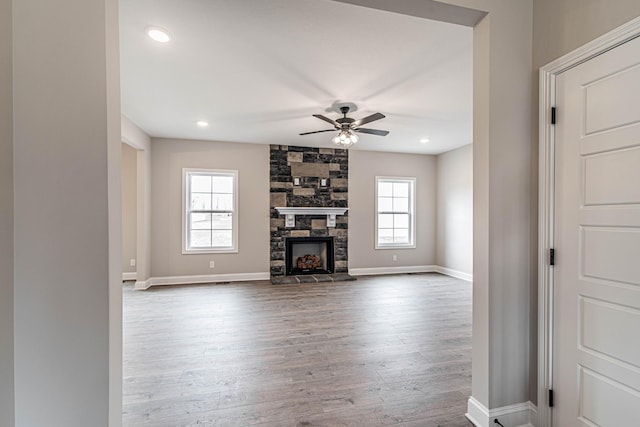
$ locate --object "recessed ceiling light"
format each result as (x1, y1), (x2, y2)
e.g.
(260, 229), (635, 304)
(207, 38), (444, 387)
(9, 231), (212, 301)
(420, 138), (430, 144)
(196, 120), (209, 128)
(146, 26), (172, 43)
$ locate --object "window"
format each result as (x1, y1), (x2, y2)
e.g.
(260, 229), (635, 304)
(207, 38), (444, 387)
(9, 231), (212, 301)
(375, 177), (415, 249)
(183, 169), (238, 253)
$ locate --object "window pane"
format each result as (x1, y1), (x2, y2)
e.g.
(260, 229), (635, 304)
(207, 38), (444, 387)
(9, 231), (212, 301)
(393, 197), (409, 212)
(185, 170), (237, 252)
(212, 193), (233, 211)
(378, 182), (393, 197)
(394, 213), (409, 229)
(190, 175), (212, 193)
(375, 178), (414, 247)
(394, 228), (409, 243)
(191, 193), (211, 210)
(212, 230), (233, 247)
(378, 213), (393, 228)
(378, 197), (393, 212)
(190, 230), (211, 248)
(393, 182), (409, 197)
(378, 228), (393, 244)
(212, 176), (233, 194)
(211, 213), (232, 230)
(191, 213), (211, 230)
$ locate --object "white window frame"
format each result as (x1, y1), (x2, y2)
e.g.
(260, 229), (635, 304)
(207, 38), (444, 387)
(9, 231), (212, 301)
(182, 168), (238, 254)
(375, 176), (416, 249)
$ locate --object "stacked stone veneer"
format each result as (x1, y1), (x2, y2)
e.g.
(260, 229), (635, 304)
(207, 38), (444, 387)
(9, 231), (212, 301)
(270, 145), (348, 277)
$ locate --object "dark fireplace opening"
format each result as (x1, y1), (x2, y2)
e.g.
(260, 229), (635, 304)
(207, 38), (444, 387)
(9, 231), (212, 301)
(285, 237), (334, 276)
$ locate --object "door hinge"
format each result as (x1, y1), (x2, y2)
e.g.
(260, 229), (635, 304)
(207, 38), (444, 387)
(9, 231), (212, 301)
(551, 107), (556, 125)
(550, 248), (555, 266)
(549, 389), (554, 407)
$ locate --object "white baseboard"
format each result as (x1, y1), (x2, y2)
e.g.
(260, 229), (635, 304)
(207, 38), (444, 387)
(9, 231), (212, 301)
(122, 272), (137, 281)
(434, 266), (473, 282)
(137, 267), (471, 290)
(134, 279), (151, 290)
(349, 265), (436, 276)
(135, 272), (270, 290)
(466, 397), (536, 427)
(349, 265), (473, 282)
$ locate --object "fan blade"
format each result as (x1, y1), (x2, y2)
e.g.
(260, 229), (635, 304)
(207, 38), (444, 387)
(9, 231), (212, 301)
(352, 112), (385, 128)
(355, 128), (389, 136)
(312, 114), (339, 127)
(299, 129), (336, 136)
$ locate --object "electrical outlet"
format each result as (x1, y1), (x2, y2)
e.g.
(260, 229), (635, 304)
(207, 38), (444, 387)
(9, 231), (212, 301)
(392, 255), (397, 261)
(130, 258), (136, 267)
(293, 177), (300, 186)
(209, 261), (215, 269)
(320, 178), (327, 187)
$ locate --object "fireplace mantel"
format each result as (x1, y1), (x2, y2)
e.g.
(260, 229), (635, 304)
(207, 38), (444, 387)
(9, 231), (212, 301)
(275, 207), (348, 228)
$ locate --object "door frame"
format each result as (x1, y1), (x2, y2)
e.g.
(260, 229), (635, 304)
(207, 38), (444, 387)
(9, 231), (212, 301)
(537, 16), (640, 427)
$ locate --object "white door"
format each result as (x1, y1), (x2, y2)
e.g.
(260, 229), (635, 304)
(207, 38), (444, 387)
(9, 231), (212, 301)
(553, 35), (640, 426)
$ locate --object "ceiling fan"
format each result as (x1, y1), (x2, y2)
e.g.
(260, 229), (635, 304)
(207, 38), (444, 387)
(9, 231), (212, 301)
(300, 106), (389, 147)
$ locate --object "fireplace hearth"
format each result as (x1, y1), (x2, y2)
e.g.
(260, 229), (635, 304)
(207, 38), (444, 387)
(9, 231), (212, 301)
(286, 237), (334, 276)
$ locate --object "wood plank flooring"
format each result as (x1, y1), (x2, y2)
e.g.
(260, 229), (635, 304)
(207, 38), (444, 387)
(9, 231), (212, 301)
(123, 273), (472, 427)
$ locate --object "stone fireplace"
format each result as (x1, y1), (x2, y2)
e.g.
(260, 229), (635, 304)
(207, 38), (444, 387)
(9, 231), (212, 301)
(269, 145), (354, 284)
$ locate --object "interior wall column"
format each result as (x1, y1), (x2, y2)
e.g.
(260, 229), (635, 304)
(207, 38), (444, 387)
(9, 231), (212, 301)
(0, 0), (14, 424)
(469, 3), (534, 423)
(13, 0), (122, 425)
(121, 115), (152, 288)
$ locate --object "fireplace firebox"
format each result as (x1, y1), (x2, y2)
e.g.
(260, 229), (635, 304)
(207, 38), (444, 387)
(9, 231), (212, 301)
(285, 237), (334, 276)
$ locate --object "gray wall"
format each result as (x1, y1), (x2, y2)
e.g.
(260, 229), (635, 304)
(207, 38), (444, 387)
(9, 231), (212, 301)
(0, 0), (14, 423)
(121, 115), (152, 284)
(122, 143), (137, 274)
(436, 144), (472, 275)
(150, 138), (270, 277)
(349, 150), (437, 269)
(533, 0), (640, 69)
(529, 0), (640, 405)
(12, 0), (119, 425)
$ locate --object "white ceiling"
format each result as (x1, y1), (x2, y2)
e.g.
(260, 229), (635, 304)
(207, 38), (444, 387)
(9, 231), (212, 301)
(120, 0), (472, 155)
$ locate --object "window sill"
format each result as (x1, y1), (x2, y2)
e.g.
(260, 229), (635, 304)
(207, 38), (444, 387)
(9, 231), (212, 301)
(375, 244), (416, 250)
(182, 248), (238, 255)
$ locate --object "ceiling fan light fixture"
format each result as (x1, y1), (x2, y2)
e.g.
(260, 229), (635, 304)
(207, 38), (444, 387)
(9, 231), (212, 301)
(333, 130), (358, 147)
(301, 104), (385, 148)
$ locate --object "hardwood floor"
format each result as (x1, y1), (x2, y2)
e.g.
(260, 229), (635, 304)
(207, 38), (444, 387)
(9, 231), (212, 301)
(123, 273), (472, 426)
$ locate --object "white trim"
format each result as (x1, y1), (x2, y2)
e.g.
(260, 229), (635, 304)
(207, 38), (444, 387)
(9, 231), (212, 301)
(140, 268), (469, 287)
(374, 176), (416, 249)
(538, 16), (640, 427)
(530, 404), (538, 427)
(541, 17), (640, 75)
(274, 207), (348, 228)
(465, 397), (486, 427)
(349, 265), (436, 276)
(434, 266), (473, 282)
(122, 272), (137, 281)
(134, 279), (151, 290)
(466, 397), (537, 427)
(135, 272), (270, 290)
(349, 265), (473, 280)
(182, 168), (239, 254)
(349, 265), (435, 276)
